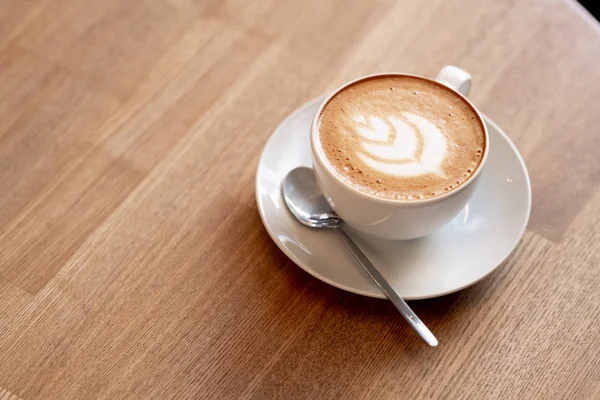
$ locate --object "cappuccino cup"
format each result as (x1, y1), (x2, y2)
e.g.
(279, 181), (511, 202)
(310, 66), (488, 240)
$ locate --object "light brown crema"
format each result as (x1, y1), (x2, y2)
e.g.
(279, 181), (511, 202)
(316, 75), (486, 200)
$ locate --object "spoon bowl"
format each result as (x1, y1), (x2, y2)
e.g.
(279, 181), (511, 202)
(282, 167), (339, 228)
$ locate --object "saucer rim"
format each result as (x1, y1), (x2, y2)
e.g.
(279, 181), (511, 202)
(255, 96), (532, 299)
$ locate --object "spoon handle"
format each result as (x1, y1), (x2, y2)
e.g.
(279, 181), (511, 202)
(334, 228), (438, 347)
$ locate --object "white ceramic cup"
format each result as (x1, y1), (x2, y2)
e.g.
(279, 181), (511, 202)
(310, 66), (489, 240)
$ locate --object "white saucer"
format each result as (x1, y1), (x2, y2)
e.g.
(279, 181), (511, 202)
(256, 96), (531, 299)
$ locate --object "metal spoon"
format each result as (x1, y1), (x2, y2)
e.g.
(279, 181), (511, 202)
(282, 167), (438, 347)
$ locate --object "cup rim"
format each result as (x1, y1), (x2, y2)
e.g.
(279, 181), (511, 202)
(310, 72), (489, 207)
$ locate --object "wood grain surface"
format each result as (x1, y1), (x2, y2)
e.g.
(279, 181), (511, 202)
(1, 0), (599, 398)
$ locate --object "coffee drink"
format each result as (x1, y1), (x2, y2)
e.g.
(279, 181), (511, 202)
(315, 75), (486, 200)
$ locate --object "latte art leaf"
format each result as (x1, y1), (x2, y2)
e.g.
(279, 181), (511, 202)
(353, 112), (448, 177)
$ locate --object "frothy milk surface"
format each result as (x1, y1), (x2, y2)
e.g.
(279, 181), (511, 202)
(316, 75), (486, 200)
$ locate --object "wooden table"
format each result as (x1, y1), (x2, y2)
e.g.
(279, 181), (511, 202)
(1, 0), (599, 398)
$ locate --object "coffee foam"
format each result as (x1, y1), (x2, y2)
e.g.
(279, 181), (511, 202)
(316, 75), (486, 200)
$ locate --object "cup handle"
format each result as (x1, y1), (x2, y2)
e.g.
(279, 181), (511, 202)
(435, 66), (472, 97)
